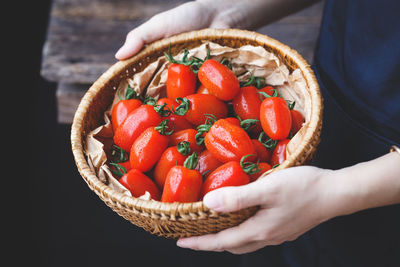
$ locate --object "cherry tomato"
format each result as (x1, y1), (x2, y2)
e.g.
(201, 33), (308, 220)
(224, 117), (241, 127)
(129, 120), (171, 172)
(198, 59), (240, 101)
(252, 139), (271, 163)
(175, 94), (228, 126)
(113, 105), (162, 151)
(249, 162), (272, 182)
(153, 141), (191, 189)
(197, 84), (210, 94)
(204, 119), (256, 163)
(119, 169), (161, 200)
(270, 139), (290, 167)
(170, 129), (204, 153)
(161, 153), (203, 203)
(109, 160), (132, 178)
(232, 86), (262, 133)
(196, 150), (223, 178)
(290, 109), (305, 134)
(156, 98), (194, 132)
(166, 63), (197, 100)
(200, 161), (250, 199)
(111, 99), (142, 133)
(260, 97), (292, 140)
(258, 86), (276, 98)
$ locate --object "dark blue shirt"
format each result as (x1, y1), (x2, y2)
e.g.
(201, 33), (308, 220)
(241, 1), (400, 266)
(314, 0), (400, 146)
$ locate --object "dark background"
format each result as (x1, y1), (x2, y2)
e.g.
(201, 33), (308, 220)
(27, 1), (242, 266)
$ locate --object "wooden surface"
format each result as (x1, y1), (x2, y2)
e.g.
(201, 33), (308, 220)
(41, 0), (324, 123)
(41, 0), (190, 84)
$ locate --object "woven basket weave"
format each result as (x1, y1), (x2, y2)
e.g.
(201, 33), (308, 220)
(71, 28), (323, 239)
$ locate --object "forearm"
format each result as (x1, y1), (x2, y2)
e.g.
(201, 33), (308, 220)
(325, 151), (400, 219)
(198, 0), (321, 30)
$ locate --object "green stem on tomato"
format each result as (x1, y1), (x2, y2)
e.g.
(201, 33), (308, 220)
(195, 114), (218, 145)
(109, 162), (127, 178)
(258, 89), (280, 100)
(287, 100), (296, 110)
(172, 97), (190, 116)
(154, 119), (174, 135)
(164, 44), (211, 74)
(183, 152), (199, 170)
(240, 154), (261, 175)
(177, 141), (191, 156)
(240, 73), (266, 89)
(220, 57), (232, 70)
(240, 118), (259, 132)
(111, 144), (129, 163)
(153, 102), (172, 117)
(258, 132), (278, 150)
(143, 96), (157, 106)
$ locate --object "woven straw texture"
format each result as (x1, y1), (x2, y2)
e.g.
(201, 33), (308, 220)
(71, 28), (323, 239)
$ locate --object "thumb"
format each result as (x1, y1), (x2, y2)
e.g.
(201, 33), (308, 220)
(203, 180), (269, 212)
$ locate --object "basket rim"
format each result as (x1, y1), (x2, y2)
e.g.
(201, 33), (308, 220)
(71, 28), (323, 219)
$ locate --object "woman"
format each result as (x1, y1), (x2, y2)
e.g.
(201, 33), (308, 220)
(115, 0), (400, 265)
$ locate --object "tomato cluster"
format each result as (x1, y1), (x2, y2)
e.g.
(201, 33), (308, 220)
(108, 48), (305, 203)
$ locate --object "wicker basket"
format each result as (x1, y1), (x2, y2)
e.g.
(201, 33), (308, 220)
(71, 28), (323, 239)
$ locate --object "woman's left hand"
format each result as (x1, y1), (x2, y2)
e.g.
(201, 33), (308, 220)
(177, 166), (336, 254)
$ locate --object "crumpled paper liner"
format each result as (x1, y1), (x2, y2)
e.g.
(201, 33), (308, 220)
(84, 42), (310, 197)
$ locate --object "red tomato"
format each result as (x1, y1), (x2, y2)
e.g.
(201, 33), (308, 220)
(197, 84), (210, 94)
(224, 117), (241, 127)
(252, 139), (271, 163)
(161, 153), (203, 203)
(109, 160), (132, 178)
(290, 109), (305, 134)
(181, 94), (228, 126)
(270, 139), (290, 167)
(156, 98), (194, 132)
(170, 129), (204, 153)
(204, 119), (256, 163)
(196, 150), (223, 178)
(111, 99), (142, 133)
(153, 143), (190, 189)
(166, 63), (197, 100)
(249, 162), (272, 182)
(232, 86), (262, 133)
(200, 161), (250, 199)
(198, 59), (240, 101)
(119, 169), (161, 200)
(129, 122), (171, 172)
(260, 97), (292, 140)
(113, 105), (162, 151)
(258, 86), (276, 98)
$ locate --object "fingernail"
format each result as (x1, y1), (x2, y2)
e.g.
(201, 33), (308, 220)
(203, 191), (223, 211)
(115, 46), (125, 59)
(177, 238), (189, 248)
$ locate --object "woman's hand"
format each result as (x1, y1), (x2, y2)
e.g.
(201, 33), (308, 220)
(115, 0), (320, 60)
(115, 1), (227, 60)
(177, 166), (335, 254)
(177, 152), (400, 254)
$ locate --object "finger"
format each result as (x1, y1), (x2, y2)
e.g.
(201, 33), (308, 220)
(115, 31), (144, 60)
(115, 16), (168, 60)
(203, 179), (272, 212)
(177, 213), (261, 251)
(209, 20), (231, 29)
(227, 241), (268, 255)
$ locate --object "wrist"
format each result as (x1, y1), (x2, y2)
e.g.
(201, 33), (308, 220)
(313, 169), (345, 222)
(321, 152), (400, 219)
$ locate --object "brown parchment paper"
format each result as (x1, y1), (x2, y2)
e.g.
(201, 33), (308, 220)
(84, 42), (310, 196)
